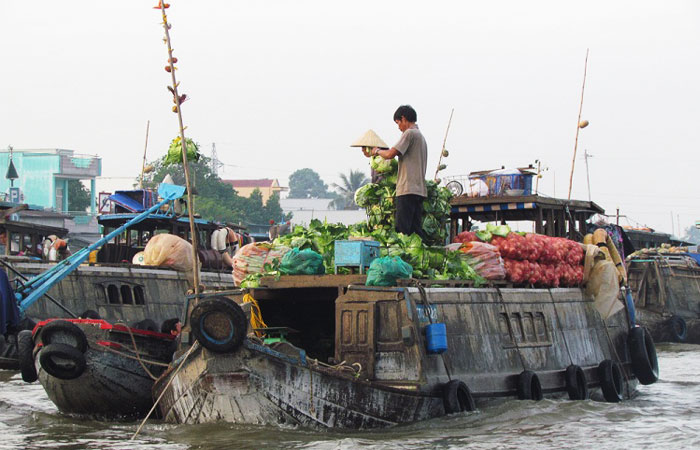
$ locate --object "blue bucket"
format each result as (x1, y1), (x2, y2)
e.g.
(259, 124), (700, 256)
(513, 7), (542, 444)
(425, 323), (448, 354)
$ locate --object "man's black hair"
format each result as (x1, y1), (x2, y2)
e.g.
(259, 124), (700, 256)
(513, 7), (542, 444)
(393, 105), (417, 123)
(161, 317), (180, 334)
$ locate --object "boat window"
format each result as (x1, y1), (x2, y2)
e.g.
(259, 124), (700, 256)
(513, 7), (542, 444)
(121, 285), (133, 304)
(134, 286), (145, 305)
(107, 284), (120, 304)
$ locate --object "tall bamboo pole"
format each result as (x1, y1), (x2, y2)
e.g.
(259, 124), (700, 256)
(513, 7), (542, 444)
(567, 49), (589, 200)
(139, 120), (150, 189)
(158, 3), (200, 294)
(433, 108), (454, 183)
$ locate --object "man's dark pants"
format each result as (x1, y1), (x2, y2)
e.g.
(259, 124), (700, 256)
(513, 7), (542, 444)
(395, 194), (425, 238)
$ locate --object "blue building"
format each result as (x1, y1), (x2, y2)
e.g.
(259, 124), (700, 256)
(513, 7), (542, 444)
(0, 148), (101, 214)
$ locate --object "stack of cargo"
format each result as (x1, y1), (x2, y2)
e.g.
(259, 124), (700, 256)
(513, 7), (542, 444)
(453, 226), (584, 287)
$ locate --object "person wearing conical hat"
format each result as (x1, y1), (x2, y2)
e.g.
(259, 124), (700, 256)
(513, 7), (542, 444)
(365, 105), (428, 238)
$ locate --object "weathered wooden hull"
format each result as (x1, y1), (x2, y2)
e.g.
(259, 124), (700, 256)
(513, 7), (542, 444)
(627, 258), (700, 343)
(8, 260), (235, 325)
(156, 342), (442, 428)
(34, 319), (175, 419)
(155, 285), (639, 429)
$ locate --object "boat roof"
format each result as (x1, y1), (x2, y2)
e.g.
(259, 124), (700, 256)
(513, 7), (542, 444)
(450, 194), (605, 239)
(98, 213), (220, 230)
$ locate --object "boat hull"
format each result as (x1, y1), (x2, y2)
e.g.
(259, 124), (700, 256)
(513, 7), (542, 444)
(10, 260), (234, 326)
(628, 258), (700, 343)
(155, 285), (640, 429)
(33, 319), (175, 419)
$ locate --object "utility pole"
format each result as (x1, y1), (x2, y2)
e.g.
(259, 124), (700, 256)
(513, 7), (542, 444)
(584, 149), (593, 202)
(671, 212), (675, 236)
(616, 207), (620, 226)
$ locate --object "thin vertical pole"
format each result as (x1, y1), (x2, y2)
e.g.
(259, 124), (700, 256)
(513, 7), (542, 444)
(140, 120), (150, 189)
(584, 149), (592, 201)
(158, 3), (200, 294)
(567, 49), (589, 200)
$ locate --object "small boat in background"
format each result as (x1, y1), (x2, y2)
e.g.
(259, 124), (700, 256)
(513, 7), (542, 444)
(25, 318), (175, 419)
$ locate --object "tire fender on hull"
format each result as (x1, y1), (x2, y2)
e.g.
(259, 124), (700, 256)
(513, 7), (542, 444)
(39, 320), (88, 353)
(18, 330), (38, 383)
(598, 359), (624, 403)
(39, 343), (87, 380)
(517, 370), (543, 401)
(668, 316), (687, 342)
(191, 297), (247, 353)
(565, 364), (588, 400)
(628, 326), (659, 385)
(442, 380), (476, 414)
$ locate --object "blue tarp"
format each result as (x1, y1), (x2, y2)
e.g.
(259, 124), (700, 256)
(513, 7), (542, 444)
(108, 192), (147, 213)
(0, 270), (20, 334)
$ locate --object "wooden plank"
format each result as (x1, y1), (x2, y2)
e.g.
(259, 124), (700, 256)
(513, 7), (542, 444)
(256, 274), (366, 289)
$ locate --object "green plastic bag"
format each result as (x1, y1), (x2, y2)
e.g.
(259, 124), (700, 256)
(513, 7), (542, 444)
(278, 248), (325, 275)
(366, 256), (413, 286)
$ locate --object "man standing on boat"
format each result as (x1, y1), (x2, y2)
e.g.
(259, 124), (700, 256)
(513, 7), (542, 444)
(365, 105), (428, 238)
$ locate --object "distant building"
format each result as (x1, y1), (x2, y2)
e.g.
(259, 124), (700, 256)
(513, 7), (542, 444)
(0, 148), (101, 214)
(280, 198), (366, 228)
(222, 178), (286, 203)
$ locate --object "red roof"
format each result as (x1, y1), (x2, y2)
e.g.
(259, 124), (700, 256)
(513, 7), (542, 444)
(222, 179), (277, 188)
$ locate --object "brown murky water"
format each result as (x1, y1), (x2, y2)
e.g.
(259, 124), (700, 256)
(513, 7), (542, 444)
(0, 344), (698, 449)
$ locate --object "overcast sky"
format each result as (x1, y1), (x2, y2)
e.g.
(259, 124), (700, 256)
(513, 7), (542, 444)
(1, 1), (698, 235)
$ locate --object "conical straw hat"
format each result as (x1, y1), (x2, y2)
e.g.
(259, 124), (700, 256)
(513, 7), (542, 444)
(350, 129), (389, 149)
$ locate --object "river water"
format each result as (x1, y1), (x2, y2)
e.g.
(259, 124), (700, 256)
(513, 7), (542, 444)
(0, 343), (698, 450)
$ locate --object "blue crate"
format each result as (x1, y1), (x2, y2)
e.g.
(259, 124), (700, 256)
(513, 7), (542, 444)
(334, 240), (380, 274)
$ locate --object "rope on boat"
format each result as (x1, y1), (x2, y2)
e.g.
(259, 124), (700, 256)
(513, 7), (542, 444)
(89, 338), (170, 369)
(113, 322), (162, 380)
(131, 341), (200, 441)
(547, 289), (574, 366)
(242, 293), (267, 337)
(307, 357), (362, 377)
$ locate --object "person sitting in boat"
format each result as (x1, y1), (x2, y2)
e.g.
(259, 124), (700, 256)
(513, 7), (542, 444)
(211, 227), (242, 268)
(42, 235), (71, 262)
(161, 318), (181, 336)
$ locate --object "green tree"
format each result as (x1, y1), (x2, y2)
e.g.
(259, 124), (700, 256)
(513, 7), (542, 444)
(288, 168), (330, 198)
(330, 169), (370, 210)
(67, 179), (91, 212)
(142, 155), (283, 225)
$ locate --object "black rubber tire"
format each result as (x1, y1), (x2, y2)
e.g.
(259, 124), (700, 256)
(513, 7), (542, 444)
(565, 364), (588, 400)
(79, 309), (101, 320)
(191, 297), (247, 353)
(668, 316), (687, 342)
(517, 370), (543, 401)
(39, 320), (88, 353)
(18, 330), (38, 383)
(131, 318), (159, 332)
(598, 359), (624, 403)
(39, 343), (87, 380)
(628, 327), (659, 385)
(442, 380), (476, 414)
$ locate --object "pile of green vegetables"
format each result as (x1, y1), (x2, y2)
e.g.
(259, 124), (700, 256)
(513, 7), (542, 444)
(240, 153), (485, 286)
(270, 219), (484, 284)
(355, 156), (452, 246)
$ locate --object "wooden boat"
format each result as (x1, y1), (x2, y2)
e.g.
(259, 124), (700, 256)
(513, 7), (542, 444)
(627, 253), (700, 343)
(28, 318), (175, 419)
(1, 190), (240, 330)
(153, 275), (659, 429)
